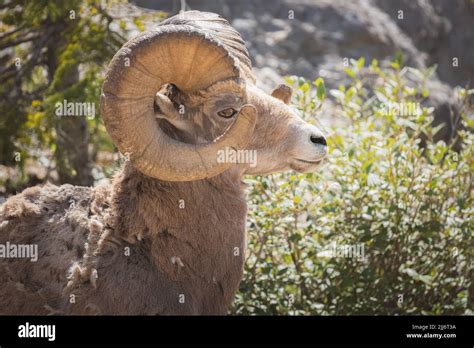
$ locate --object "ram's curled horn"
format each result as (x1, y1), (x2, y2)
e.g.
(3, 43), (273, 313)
(100, 11), (257, 182)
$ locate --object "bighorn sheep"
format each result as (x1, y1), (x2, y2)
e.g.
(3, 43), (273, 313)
(0, 11), (327, 315)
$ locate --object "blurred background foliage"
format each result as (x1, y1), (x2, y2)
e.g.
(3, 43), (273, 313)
(234, 59), (473, 315)
(0, 1), (473, 315)
(0, 0), (164, 189)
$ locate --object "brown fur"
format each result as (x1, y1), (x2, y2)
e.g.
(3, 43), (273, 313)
(0, 160), (250, 315)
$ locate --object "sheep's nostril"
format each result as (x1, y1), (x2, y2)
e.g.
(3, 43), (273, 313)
(310, 135), (327, 146)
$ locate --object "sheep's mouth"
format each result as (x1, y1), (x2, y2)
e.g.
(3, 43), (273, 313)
(294, 158), (323, 165)
(290, 158), (325, 173)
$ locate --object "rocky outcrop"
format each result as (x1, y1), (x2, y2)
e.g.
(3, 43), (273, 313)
(377, 0), (474, 88)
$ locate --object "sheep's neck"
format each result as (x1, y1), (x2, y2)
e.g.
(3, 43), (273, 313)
(109, 162), (248, 311)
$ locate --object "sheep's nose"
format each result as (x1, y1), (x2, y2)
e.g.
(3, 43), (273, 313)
(310, 134), (327, 146)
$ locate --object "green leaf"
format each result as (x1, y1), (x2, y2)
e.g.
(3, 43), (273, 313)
(343, 67), (356, 78)
(403, 268), (419, 280)
(314, 78), (326, 100)
(393, 51), (404, 67)
(300, 82), (310, 93)
(357, 57), (365, 70)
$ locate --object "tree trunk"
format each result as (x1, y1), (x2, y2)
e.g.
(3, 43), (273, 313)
(40, 17), (94, 187)
(53, 65), (94, 186)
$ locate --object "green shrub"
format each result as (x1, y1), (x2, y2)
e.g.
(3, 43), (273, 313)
(233, 58), (473, 315)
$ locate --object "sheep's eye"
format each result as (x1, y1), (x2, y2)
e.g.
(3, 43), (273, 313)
(217, 108), (237, 118)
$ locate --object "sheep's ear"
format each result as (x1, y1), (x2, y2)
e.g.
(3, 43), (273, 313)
(271, 84), (292, 104)
(154, 91), (191, 132)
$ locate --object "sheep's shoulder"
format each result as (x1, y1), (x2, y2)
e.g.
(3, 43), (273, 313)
(0, 183), (96, 314)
